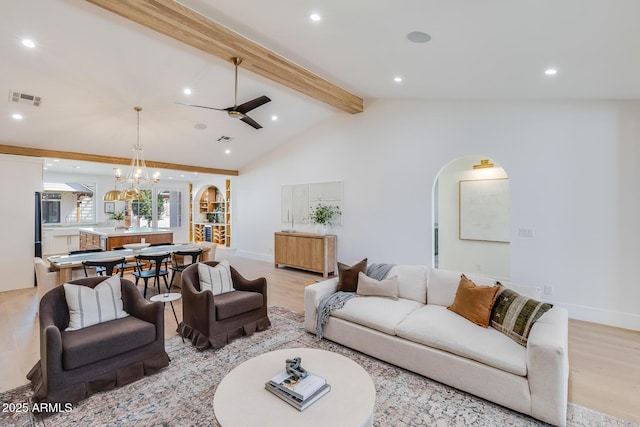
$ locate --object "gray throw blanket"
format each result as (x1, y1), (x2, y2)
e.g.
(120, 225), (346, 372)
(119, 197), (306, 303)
(366, 263), (395, 281)
(316, 263), (395, 340)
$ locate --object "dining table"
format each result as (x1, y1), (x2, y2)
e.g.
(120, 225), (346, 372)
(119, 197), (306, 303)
(47, 243), (207, 285)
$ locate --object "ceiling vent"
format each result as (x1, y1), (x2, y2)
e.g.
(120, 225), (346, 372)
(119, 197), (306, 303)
(217, 136), (233, 143)
(9, 91), (42, 107)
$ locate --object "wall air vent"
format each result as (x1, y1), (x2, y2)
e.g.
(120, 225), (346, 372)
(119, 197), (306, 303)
(9, 91), (42, 107)
(217, 136), (232, 143)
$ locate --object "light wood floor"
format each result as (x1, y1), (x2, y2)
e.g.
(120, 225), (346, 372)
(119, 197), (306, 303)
(1, 255), (638, 424)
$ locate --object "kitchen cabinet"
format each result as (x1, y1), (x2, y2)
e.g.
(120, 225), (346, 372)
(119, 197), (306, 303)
(43, 228), (80, 255)
(274, 232), (336, 278)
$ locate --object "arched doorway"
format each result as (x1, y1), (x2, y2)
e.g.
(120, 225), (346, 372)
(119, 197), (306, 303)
(433, 156), (510, 279)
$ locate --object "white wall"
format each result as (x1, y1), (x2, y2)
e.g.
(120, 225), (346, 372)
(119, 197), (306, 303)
(0, 155), (43, 292)
(437, 156), (510, 279)
(235, 99), (640, 331)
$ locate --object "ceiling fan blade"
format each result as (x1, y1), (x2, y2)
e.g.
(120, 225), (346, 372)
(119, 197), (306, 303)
(240, 115), (263, 129)
(174, 101), (227, 111)
(234, 96), (271, 114)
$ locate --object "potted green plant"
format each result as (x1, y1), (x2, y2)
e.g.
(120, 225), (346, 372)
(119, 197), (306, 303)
(309, 203), (341, 235)
(108, 210), (127, 229)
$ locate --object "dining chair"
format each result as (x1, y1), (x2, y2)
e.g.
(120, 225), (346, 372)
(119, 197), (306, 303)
(111, 246), (144, 274)
(169, 249), (203, 288)
(69, 248), (106, 275)
(133, 252), (171, 298)
(82, 257), (126, 277)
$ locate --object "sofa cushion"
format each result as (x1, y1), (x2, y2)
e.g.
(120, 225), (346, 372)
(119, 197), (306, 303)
(490, 287), (553, 346)
(337, 258), (367, 292)
(331, 297), (423, 335)
(427, 268), (498, 307)
(62, 316), (155, 370)
(447, 275), (501, 328)
(395, 305), (527, 376)
(387, 265), (428, 304)
(63, 275), (129, 331)
(356, 272), (399, 300)
(215, 290), (264, 321)
(199, 260), (233, 295)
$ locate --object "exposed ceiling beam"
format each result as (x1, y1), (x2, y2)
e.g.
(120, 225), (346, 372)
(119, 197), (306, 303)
(0, 144), (238, 176)
(85, 0), (364, 114)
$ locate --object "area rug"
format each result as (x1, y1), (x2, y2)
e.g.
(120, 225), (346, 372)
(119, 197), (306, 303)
(1, 307), (636, 427)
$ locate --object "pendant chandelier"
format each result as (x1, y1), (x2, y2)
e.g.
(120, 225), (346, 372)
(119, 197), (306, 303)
(104, 107), (159, 201)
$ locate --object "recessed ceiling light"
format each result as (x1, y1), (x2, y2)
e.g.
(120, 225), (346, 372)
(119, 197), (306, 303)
(183, 88), (192, 95)
(225, 149), (231, 155)
(407, 31), (431, 44)
(271, 115), (278, 121)
(72, 166), (80, 169)
(394, 76), (403, 83)
(310, 13), (321, 21)
(22, 39), (35, 48)
(544, 68), (558, 76)
(180, 174), (185, 178)
(53, 159), (60, 162)
(12, 113), (23, 120)
(194, 123), (207, 130)
(46, 163), (53, 166)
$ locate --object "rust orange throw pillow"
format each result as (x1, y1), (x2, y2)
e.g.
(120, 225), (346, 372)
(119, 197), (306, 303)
(447, 274), (500, 328)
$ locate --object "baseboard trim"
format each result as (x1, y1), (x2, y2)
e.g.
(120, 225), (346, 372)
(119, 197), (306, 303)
(562, 302), (640, 331)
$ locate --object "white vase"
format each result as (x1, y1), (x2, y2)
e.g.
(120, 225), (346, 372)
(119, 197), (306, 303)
(315, 224), (328, 235)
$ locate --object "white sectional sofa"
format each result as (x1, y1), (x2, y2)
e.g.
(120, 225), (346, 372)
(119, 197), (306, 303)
(304, 266), (569, 426)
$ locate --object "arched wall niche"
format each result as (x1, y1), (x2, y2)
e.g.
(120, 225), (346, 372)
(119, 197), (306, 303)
(433, 155), (511, 280)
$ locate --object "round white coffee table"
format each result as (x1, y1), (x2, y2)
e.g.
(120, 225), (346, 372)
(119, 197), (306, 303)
(213, 348), (375, 427)
(150, 292), (183, 342)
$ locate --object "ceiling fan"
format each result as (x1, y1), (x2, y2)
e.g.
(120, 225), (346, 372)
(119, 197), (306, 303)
(176, 57), (271, 129)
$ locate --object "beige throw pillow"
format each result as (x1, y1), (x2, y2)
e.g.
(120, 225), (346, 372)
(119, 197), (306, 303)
(356, 272), (399, 300)
(64, 275), (128, 331)
(447, 274), (500, 328)
(198, 260), (234, 295)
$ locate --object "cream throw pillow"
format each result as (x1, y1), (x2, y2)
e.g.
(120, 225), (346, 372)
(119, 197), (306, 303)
(64, 275), (129, 331)
(356, 272), (399, 300)
(198, 260), (234, 295)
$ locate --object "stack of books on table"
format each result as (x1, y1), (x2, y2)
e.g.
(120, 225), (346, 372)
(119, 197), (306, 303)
(265, 370), (331, 411)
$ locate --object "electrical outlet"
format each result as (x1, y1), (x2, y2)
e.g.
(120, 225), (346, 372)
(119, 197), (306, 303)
(543, 285), (553, 296)
(518, 228), (534, 238)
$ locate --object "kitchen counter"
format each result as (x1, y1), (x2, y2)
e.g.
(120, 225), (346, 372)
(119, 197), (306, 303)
(79, 227), (174, 251)
(79, 227), (173, 237)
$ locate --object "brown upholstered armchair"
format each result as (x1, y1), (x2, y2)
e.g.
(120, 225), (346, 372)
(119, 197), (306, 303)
(178, 261), (270, 350)
(27, 276), (170, 404)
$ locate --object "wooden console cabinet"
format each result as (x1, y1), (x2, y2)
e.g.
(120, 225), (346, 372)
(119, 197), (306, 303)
(274, 232), (336, 278)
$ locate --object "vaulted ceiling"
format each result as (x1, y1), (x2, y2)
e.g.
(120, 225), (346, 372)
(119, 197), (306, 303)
(1, 0), (639, 179)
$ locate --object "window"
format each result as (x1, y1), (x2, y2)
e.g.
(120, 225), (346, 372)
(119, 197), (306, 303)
(129, 189), (182, 228)
(42, 183), (96, 224)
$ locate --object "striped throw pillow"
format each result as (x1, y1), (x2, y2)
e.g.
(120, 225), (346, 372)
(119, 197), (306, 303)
(490, 286), (553, 346)
(63, 275), (129, 331)
(198, 260), (234, 295)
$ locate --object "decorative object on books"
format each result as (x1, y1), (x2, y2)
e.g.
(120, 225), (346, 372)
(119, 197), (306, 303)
(285, 357), (308, 380)
(6, 308), (615, 426)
